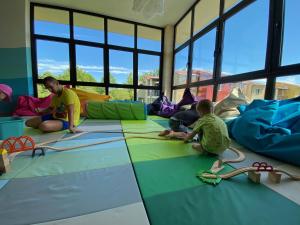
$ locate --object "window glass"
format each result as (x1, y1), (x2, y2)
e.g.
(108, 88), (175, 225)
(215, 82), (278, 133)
(175, 12), (192, 48)
(34, 7), (69, 38)
(76, 86), (105, 94)
(109, 88), (134, 100)
(36, 40), (70, 80)
(137, 89), (160, 104)
(193, 0), (219, 35)
(137, 26), (161, 51)
(216, 79), (267, 102)
(191, 85), (214, 101)
(37, 84), (51, 98)
(76, 45), (104, 83)
(108, 20), (134, 47)
(221, 0), (269, 76)
(275, 75), (300, 100)
(74, 13), (104, 43)
(224, 0), (242, 13)
(281, 0), (300, 65)
(173, 46), (189, 86)
(192, 29), (216, 82)
(172, 89), (185, 103)
(109, 50), (133, 85)
(138, 54), (160, 86)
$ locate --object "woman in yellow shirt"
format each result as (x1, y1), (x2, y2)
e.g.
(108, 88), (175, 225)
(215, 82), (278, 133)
(26, 77), (80, 133)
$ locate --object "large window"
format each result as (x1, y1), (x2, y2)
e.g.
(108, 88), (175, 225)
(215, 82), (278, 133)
(172, 0), (300, 103)
(221, 0), (269, 76)
(32, 4), (163, 100)
(281, 0), (300, 66)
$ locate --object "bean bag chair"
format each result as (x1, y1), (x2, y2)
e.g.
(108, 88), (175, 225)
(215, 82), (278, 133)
(214, 88), (249, 118)
(13, 95), (53, 116)
(227, 96), (300, 166)
(71, 88), (110, 115)
(87, 101), (147, 120)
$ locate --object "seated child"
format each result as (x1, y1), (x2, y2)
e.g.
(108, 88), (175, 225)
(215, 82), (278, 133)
(161, 99), (231, 155)
(0, 84), (12, 102)
(25, 76), (80, 133)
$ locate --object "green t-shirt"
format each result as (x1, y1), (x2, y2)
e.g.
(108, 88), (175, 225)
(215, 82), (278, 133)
(193, 114), (230, 154)
(50, 88), (81, 126)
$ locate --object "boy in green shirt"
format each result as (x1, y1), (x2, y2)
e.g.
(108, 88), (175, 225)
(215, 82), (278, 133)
(184, 99), (231, 154)
(161, 99), (230, 155)
(26, 76), (80, 133)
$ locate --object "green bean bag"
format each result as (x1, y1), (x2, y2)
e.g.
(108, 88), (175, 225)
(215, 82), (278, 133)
(86, 101), (147, 120)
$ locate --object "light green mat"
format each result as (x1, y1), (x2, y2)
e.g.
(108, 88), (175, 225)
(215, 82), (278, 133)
(122, 120), (198, 162)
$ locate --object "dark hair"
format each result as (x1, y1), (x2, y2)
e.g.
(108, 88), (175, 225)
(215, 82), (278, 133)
(43, 76), (58, 86)
(196, 99), (213, 113)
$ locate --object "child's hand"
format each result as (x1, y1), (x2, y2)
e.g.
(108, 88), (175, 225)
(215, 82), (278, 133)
(69, 126), (77, 133)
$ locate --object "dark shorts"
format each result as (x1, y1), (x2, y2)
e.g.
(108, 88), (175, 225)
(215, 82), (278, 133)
(169, 117), (188, 132)
(41, 114), (70, 130)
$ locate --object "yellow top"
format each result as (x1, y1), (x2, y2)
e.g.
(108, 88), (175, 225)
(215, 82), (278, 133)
(0, 149), (7, 155)
(50, 88), (81, 126)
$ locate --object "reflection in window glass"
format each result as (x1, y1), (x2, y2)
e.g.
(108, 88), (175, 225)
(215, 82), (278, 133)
(172, 89), (185, 103)
(108, 20), (134, 47)
(275, 75), (300, 100)
(173, 46), (189, 86)
(37, 84), (51, 98)
(74, 13), (104, 43)
(109, 88), (134, 100)
(76, 45), (103, 83)
(224, 0), (242, 13)
(137, 26), (161, 52)
(175, 12), (192, 48)
(137, 89), (160, 104)
(217, 79), (266, 102)
(192, 29), (216, 82)
(36, 40), (70, 80)
(193, 0), (219, 35)
(221, 0), (269, 76)
(191, 85), (214, 101)
(138, 54), (160, 86)
(34, 7), (69, 38)
(281, 1), (300, 65)
(109, 50), (133, 85)
(76, 86), (105, 95)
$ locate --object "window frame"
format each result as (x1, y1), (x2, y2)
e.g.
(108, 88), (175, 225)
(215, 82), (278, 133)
(30, 2), (164, 101)
(171, 0), (300, 102)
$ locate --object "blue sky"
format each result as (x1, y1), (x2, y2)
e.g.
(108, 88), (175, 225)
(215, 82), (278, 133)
(36, 0), (300, 85)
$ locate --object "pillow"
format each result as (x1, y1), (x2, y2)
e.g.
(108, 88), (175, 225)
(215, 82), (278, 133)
(214, 88), (249, 118)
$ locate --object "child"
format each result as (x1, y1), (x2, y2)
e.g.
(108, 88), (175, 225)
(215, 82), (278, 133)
(25, 76), (80, 133)
(184, 99), (230, 155)
(161, 99), (230, 155)
(0, 84), (12, 102)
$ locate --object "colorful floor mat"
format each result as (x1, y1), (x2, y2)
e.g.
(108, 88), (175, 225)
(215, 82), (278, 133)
(122, 118), (300, 225)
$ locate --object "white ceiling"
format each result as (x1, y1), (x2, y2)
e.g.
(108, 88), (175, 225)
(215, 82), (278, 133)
(30, 0), (197, 27)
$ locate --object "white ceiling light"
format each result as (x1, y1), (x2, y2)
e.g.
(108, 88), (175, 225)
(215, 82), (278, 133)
(132, 0), (165, 19)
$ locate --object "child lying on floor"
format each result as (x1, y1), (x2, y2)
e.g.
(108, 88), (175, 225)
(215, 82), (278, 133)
(160, 99), (231, 155)
(0, 84), (12, 102)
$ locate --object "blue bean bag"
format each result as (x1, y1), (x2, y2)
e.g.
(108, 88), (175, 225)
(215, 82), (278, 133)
(227, 96), (300, 166)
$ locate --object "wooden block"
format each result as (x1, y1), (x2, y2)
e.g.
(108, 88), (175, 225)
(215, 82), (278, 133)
(268, 171), (282, 184)
(248, 171), (261, 183)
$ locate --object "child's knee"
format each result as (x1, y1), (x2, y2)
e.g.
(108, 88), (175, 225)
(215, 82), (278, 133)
(39, 121), (51, 132)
